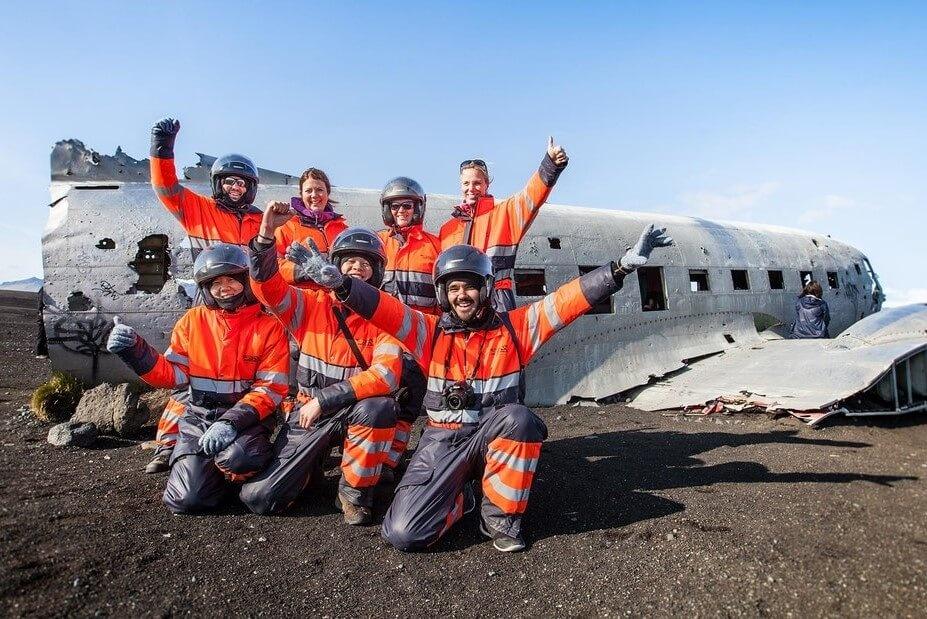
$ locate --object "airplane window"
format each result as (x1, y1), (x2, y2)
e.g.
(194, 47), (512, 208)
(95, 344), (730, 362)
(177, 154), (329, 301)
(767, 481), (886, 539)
(579, 266), (612, 314)
(637, 267), (667, 312)
(731, 269), (750, 290)
(95, 238), (116, 250)
(827, 271), (839, 289)
(689, 269), (710, 292)
(854, 263), (861, 275)
(768, 270), (784, 290)
(67, 291), (93, 311)
(548, 237), (561, 250)
(128, 234), (171, 293)
(800, 271), (813, 286)
(514, 269), (547, 297)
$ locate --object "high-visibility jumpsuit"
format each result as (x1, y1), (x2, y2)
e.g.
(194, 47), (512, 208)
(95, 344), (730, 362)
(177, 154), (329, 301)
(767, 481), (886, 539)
(274, 212), (348, 287)
(149, 154), (266, 452)
(335, 263), (623, 549)
(239, 239), (401, 514)
(377, 224), (442, 468)
(439, 153), (567, 311)
(112, 303), (289, 513)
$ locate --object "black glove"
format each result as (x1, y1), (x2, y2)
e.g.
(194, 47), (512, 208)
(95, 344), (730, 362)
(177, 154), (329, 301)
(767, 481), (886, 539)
(150, 117), (180, 158)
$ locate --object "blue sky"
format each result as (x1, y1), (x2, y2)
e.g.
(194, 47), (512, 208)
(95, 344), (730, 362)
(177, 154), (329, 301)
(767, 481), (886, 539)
(1, 1), (923, 304)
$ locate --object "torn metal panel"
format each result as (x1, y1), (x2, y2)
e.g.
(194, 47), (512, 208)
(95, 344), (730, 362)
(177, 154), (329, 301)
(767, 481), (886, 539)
(44, 141), (886, 407)
(630, 304), (927, 416)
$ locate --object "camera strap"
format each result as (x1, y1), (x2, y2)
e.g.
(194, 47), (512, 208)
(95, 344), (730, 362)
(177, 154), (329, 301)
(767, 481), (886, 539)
(332, 305), (369, 370)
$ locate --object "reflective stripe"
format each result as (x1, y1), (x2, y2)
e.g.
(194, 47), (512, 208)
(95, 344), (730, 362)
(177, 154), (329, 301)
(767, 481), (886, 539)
(252, 385), (284, 406)
(346, 432), (393, 455)
(485, 245), (517, 259)
(397, 308), (413, 341)
(255, 370), (288, 384)
(525, 300), (544, 354)
(189, 376), (251, 393)
(413, 311), (427, 358)
(486, 448), (538, 473)
(486, 474), (532, 503)
(289, 291), (306, 335)
(426, 408), (481, 424)
(426, 371), (520, 395)
(172, 365), (188, 385)
(542, 294), (565, 331)
(373, 343), (401, 358)
(495, 268), (514, 281)
(342, 455), (382, 480)
(370, 363), (399, 390)
(299, 353), (361, 381)
(274, 291), (292, 315)
(512, 190), (535, 233)
(393, 428), (410, 443)
(164, 347), (188, 366)
(386, 270), (434, 285)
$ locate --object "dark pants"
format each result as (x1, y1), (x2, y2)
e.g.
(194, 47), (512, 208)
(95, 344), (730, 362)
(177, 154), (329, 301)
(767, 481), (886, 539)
(382, 404), (547, 551)
(162, 412), (273, 514)
(240, 397), (397, 515)
(386, 353), (427, 469)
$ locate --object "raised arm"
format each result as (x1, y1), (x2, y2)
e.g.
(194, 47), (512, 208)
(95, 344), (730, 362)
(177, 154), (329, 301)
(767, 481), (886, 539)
(218, 320), (290, 431)
(148, 117), (214, 228)
(249, 202), (326, 341)
(106, 315), (190, 389)
(315, 332), (404, 416)
(492, 137), (569, 244)
(511, 224), (674, 361)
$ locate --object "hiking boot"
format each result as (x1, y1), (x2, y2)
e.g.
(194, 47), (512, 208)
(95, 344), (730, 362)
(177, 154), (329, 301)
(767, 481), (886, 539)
(335, 491), (372, 526)
(144, 452), (171, 474)
(479, 518), (526, 553)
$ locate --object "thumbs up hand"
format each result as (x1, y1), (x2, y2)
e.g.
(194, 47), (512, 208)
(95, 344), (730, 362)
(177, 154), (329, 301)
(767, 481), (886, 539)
(106, 316), (139, 353)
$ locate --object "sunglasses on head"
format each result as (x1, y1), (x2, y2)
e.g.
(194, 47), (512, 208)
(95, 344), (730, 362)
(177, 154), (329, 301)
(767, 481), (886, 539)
(220, 177), (247, 188)
(459, 159), (488, 173)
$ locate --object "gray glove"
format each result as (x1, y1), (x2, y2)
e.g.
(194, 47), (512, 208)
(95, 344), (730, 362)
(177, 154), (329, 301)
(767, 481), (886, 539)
(619, 224), (674, 271)
(150, 117), (180, 158)
(198, 421), (237, 457)
(284, 239), (344, 288)
(106, 316), (138, 353)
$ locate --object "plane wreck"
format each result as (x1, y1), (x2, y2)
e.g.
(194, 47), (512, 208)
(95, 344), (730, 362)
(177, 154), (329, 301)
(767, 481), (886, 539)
(631, 303), (927, 424)
(44, 140), (888, 408)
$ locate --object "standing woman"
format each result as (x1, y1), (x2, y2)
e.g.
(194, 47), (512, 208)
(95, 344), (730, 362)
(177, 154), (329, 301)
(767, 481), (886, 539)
(273, 168), (348, 286)
(440, 137), (569, 311)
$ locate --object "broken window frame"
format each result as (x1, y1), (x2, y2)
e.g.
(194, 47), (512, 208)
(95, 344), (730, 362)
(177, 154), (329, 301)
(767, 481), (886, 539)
(514, 268), (548, 297)
(688, 269), (711, 292)
(827, 271), (839, 289)
(768, 270), (785, 290)
(799, 270), (814, 287)
(637, 266), (668, 312)
(731, 269), (750, 291)
(128, 234), (171, 294)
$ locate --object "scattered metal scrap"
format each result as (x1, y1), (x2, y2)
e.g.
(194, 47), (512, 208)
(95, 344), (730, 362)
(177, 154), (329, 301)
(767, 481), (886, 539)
(631, 304), (927, 425)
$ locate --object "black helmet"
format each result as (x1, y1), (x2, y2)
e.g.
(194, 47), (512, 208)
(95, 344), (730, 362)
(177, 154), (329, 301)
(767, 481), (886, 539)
(330, 227), (387, 288)
(193, 243), (256, 310)
(433, 245), (495, 312)
(211, 153), (259, 205)
(380, 176), (426, 226)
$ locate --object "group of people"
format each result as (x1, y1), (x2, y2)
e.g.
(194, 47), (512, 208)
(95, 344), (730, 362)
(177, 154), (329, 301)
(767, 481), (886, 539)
(106, 117), (673, 553)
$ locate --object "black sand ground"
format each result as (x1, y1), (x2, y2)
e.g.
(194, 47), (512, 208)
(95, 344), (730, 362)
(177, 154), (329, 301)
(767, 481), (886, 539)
(1, 306), (925, 617)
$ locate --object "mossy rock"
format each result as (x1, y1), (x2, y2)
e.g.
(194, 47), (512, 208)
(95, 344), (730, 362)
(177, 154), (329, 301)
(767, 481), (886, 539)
(31, 371), (83, 422)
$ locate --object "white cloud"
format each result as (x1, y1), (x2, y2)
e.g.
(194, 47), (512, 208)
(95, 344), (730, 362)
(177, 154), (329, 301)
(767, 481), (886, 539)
(678, 181), (780, 220)
(882, 287), (927, 308)
(797, 194), (857, 226)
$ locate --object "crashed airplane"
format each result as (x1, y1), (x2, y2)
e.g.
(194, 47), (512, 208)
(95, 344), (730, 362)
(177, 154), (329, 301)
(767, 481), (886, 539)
(44, 140), (905, 418)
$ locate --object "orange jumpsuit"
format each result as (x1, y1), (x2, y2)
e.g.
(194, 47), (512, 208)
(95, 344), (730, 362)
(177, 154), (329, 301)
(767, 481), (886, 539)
(439, 154), (567, 311)
(149, 154), (266, 451)
(377, 224), (441, 467)
(239, 239), (400, 513)
(336, 262), (623, 549)
(113, 303), (289, 513)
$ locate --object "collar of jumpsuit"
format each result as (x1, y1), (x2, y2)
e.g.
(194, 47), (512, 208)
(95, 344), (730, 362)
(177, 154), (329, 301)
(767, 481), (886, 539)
(451, 195), (495, 221)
